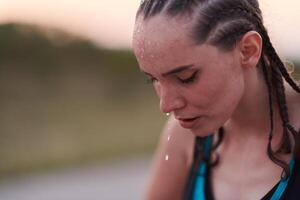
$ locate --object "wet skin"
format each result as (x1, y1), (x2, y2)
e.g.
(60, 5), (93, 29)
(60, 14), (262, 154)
(133, 15), (245, 136)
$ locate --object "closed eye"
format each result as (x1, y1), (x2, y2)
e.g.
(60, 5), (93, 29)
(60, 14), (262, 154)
(177, 71), (198, 84)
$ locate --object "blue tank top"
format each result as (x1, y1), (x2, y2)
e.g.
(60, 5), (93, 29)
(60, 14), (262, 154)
(182, 136), (300, 200)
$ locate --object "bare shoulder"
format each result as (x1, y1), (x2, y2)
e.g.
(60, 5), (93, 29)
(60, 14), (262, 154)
(161, 115), (196, 164)
(144, 115), (195, 200)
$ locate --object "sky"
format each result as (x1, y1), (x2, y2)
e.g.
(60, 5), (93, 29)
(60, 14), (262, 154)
(0, 0), (299, 58)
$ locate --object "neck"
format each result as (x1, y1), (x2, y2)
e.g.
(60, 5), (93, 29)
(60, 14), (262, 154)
(221, 66), (283, 156)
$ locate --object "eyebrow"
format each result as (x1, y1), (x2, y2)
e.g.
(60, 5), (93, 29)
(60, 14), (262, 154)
(142, 64), (194, 77)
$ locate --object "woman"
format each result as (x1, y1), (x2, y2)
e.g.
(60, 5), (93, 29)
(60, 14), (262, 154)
(132, 0), (300, 199)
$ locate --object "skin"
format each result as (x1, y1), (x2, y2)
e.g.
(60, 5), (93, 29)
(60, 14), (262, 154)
(132, 15), (300, 200)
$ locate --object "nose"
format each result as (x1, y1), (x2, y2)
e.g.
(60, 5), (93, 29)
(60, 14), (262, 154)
(159, 87), (186, 114)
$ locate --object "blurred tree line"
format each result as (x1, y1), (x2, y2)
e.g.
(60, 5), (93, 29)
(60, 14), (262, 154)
(0, 23), (145, 99)
(0, 24), (165, 177)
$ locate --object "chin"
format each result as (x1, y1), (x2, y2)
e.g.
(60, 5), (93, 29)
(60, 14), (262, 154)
(189, 126), (215, 137)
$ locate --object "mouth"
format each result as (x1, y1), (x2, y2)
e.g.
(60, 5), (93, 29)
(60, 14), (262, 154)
(177, 116), (200, 129)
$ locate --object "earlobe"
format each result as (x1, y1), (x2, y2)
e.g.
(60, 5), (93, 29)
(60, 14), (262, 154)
(238, 31), (262, 68)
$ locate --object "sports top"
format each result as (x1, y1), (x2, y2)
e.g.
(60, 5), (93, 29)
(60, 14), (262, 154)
(182, 135), (300, 200)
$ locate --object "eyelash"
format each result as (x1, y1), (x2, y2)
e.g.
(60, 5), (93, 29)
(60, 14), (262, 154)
(145, 71), (198, 85)
(178, 71), (197, 84)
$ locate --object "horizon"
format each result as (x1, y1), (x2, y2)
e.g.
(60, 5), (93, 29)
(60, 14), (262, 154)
(0, 0), (299, 59)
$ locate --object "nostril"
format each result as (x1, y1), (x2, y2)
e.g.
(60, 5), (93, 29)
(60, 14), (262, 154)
(159, 87), (186, 113)
(159, 99), (172, 114)
(160, 97), (186, 114)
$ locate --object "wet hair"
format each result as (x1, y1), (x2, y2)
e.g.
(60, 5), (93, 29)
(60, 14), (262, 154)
(136, 0), (300, 179)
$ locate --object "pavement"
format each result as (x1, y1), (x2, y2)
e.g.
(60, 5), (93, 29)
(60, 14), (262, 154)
(0, 157), (151, 200)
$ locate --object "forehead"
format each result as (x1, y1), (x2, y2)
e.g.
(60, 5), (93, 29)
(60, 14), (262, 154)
(133, 15), (195, 54)
(132, 15), (198, 70)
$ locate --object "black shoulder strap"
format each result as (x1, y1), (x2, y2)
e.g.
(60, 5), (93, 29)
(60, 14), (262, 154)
(281, 159), (300, 199)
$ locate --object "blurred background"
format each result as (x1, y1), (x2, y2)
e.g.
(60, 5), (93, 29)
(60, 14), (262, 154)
(0, 0), (299, 200)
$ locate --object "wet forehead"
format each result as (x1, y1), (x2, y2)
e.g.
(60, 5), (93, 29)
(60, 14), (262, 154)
(132, 15), (195, 60)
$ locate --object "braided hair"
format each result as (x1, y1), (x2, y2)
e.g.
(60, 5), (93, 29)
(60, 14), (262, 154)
(136, 0), (300, 178)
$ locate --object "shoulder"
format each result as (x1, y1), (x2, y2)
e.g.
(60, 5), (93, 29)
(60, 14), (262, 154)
(160, 115), (196, 165)
(144, 115), (196, 200)
(152, 114), (196, 175)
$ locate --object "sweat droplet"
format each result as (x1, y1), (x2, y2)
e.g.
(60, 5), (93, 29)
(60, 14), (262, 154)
(166, 113), (170, 116)
(165, 155), (169, 161)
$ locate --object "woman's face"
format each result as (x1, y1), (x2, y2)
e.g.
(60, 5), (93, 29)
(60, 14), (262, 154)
(132, 15), (246, 136)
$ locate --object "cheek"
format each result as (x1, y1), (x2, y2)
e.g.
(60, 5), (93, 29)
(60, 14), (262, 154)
(196, 75), (245, 135)
(190, 67), (245, 115)
(211, 72), (245, 121)
(207, 58), (244, 114)
(186, 74), (226, 108)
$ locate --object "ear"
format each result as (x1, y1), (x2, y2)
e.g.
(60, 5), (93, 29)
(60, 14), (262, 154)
(237, 31), (262, 68)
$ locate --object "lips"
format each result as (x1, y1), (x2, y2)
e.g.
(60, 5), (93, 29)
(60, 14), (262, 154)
(177, 117), (200, 129)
